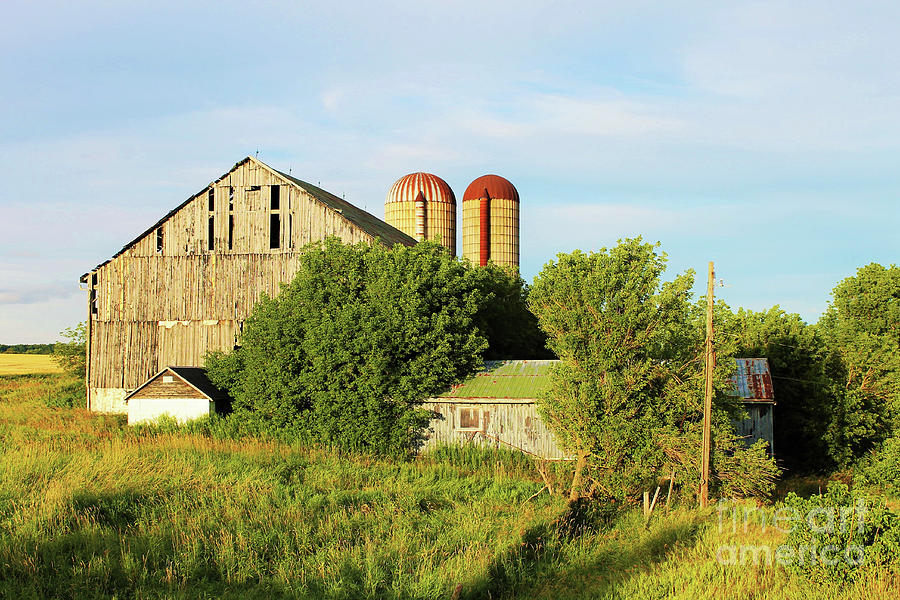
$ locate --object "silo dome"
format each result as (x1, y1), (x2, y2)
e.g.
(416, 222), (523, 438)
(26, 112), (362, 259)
(385, 172), (456, 255)
(462, 175), (519, 270)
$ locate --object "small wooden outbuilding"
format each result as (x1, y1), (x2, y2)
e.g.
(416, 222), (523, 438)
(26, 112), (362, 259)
(124, 366), (229, 426)
(423, 360), (566, 459)
(731, 358), (776, 455)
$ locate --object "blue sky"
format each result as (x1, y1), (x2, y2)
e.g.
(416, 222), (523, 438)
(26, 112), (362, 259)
(1, 0), (897, 342)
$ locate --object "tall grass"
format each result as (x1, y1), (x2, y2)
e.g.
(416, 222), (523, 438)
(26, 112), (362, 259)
(0, 375), (897, 598)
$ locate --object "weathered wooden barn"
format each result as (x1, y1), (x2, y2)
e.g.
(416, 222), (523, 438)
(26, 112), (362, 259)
(81, 156), (415, 413)
(423, 360), (567, 459)
(731, 358), (776, 455)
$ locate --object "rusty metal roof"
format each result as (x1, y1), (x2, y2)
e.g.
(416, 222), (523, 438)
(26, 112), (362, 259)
(439, 360), (557, 399)
(386, 172), (456, 205)
(462, 174), (519, 202)
(277, 170), (417, 247)
(732, 358), (775, 402)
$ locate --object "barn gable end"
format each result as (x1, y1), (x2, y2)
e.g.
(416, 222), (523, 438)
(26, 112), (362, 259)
(124, 366), (227, 425)
(83, 157), (415, 414)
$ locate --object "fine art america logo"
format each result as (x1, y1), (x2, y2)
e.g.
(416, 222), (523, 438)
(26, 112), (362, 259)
(715, 499), (868, 566)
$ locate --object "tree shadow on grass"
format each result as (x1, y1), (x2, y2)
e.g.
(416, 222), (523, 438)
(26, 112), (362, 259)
(462, 505), (705, 600)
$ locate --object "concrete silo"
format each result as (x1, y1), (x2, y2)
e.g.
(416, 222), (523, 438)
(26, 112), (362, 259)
(385, 173), (456, 255)
(462, 175), (519, 270)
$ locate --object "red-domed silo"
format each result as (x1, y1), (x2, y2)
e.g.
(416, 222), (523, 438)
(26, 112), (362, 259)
(385, 173), (456, 255)
(462, 175), (519, 270)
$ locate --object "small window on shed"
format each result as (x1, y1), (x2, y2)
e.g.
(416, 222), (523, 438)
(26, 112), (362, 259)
(208, 188), (215, 212)
(155, 227), (164, 254)
(458, 407), (482, 430)
(270, 185), (280, 210)
(162, 375), (174, 383)
(269, 213), (281, 249)
(208, 216), (215, 250)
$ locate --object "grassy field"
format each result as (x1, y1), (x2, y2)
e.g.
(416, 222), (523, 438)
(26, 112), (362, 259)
(0, 353), (61, 375)
(0, 373), (898, 599)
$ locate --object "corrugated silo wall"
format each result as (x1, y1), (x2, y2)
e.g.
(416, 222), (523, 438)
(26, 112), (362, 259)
(421, 399), (567, 459)
(385, 200), (456, 255)
(461, 198), (519, 269)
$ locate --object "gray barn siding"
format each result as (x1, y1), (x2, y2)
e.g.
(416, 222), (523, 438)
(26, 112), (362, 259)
(733, 403), (775, 456)
(422, 399), (567, 460)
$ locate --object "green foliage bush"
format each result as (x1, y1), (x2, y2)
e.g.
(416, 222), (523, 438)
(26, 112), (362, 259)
(781, 482), (900, 582)
(43, 380), (86, 409)
(207, 238), (506, 455)
(854, 437), (900, 496)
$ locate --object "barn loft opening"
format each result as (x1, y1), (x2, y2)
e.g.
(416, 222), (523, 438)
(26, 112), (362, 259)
(288, 213), (293, 249)
(208, 216), (215, 251)
(208, 188), (215, 212)
(90, 289), (98, 315)
(269, 213), (281, 249)
(155, 227), (163, 254)
(228, 215), (234, 250)
(270, 185), (280, 210)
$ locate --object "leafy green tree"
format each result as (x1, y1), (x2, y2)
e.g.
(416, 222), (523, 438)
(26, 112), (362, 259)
(818, 263), (900, 466)
(52, 322), (86, 379)
(468, 264), (551, 359)
(528, 239), (777, 502)
(206, 238), (491, 454)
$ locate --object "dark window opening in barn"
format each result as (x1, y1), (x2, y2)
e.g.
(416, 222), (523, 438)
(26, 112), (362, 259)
(208, 188), (215, 212)
(247, 185), (261, 192)
(91, 272), (98, 286)
(228, 215), (234, 250)
(208, 216), (215, 250)
(270, 185), (280, 210)
(458, 407), (481, 430)
(228, 187), (234, 211)
(288, 213), (293, 249)
(155, 227), (163, 254)
(90, 289), (98, 315)
(269, 213), (281, 249)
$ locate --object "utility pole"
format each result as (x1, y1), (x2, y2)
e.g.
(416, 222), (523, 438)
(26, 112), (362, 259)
(700, 261), (715, 509)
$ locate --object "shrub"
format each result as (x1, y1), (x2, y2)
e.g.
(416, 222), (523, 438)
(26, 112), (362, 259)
(781, 482), (900, 581)
(855, 437), (900, 496)
(207, 238), (492, 455)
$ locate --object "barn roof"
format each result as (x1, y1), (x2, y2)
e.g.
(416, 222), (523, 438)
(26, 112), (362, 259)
(438, 360), (557, 400)
(80, 157), (415, 282)
(732, 358), (775, 403)
(276, 170), (416, 248)
(124, 366), (229, 402)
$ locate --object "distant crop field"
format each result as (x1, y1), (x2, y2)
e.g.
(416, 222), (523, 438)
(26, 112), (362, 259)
(0, 353), (62, 375)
